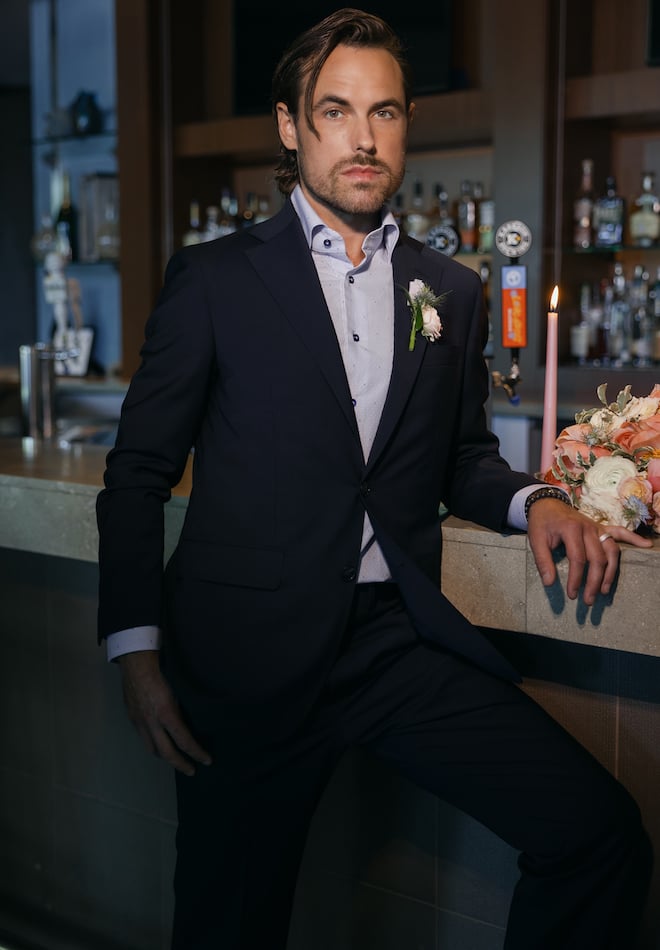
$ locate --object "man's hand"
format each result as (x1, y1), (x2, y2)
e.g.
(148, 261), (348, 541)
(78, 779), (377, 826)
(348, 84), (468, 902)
(118, 650), (212, 776)
(526, 498), (654, 605)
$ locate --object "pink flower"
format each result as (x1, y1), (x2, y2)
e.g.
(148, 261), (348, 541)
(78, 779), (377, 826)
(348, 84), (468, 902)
(647, 458), (660, 493)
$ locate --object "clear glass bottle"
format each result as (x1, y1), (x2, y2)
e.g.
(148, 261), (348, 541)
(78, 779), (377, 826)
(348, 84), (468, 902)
(593, 176), (625, 248)
(573, 158), (594, 250)
(96, 202), (121, 261)
(629, 171), (660, 248)
(426, 183), (459, 256)
(650, 267), (660, 363)
(182, 200), (202, 246)
(403, 180), (431, 243)
(607, 262), (632, 366)
(457, 180), (477, 251)
(629, 264), (652, 366)
(201, 205), (221, 242)
(30, 213), (57, 262)
(55, 169), (78, 261)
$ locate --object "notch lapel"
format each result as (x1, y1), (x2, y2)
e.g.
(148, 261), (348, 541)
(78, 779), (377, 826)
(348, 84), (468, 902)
(246, 209), (360, 444)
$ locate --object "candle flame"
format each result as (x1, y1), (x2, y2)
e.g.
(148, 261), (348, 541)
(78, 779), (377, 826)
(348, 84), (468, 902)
(550, 285), (559, 311)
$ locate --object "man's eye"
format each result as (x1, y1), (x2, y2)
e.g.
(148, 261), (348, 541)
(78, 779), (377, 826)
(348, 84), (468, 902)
(325, 109), (343, 119)
(375, 110), (394, 119)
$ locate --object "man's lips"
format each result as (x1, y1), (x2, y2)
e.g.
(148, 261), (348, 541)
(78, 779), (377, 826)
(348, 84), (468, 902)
(342, 164), (382, 180)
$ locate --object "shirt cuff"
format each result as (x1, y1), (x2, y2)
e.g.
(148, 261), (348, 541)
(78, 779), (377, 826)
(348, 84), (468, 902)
(507, 485), (543, 531)
(106, 626), (162, 662)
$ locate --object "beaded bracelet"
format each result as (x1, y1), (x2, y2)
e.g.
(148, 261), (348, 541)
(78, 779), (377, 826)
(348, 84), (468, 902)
(524, 486), (573, 522)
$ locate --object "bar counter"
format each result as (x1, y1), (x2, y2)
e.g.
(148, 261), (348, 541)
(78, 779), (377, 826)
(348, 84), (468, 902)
(2, 436), (659, 657)
(1, 436), (659, 950)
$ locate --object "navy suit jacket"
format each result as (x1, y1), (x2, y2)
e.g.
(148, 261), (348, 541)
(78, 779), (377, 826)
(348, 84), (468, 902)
(97, 199), (539, 738)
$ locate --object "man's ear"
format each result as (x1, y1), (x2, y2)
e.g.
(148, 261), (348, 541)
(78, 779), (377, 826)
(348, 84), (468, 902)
(276, 102), (297, 150)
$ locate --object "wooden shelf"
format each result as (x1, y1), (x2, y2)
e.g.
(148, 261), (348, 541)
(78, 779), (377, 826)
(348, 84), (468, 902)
(172, 89), (492, 163)
(565, 69), (660, 125)
(174, 113), (279, 162)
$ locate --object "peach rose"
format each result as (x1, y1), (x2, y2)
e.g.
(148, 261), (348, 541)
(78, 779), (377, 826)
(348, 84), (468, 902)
(647, 458), (660, 493)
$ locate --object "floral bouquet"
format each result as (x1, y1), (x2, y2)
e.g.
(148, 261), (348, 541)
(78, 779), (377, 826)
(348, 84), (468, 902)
(541, 383), (660, 533)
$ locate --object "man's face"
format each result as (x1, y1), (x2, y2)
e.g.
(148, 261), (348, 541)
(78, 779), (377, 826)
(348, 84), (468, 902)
(276, 44), (413, 225)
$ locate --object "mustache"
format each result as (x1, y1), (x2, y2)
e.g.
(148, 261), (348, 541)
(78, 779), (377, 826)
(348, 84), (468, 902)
(337, 156), (386, 171)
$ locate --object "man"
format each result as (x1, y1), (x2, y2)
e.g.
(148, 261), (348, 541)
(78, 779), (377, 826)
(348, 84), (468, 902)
(97, 9), (653, 949)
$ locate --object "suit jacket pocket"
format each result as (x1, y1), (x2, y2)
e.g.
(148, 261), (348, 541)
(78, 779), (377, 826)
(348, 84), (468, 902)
(175, 539), (283, 590)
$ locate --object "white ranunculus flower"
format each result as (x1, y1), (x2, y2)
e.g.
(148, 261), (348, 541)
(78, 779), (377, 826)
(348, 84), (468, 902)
(583, 456), (638, 493)
(578, 456), (638, 526)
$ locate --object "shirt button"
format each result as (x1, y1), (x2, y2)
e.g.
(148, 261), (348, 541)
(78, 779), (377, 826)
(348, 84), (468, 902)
(323, 239), (331, 248)
(352, 398), (357, 407)
(353, 333), (360, 341)
(348, 275), (355, 283)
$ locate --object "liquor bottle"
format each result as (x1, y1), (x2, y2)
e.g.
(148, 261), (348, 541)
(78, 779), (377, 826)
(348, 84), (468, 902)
(201, 205), (222, 242)
(96, 201), (120, 261)
(607, 262), (632, 366)
(30, 213), (57, 262)
(629, 264), (652, 366)
(593, 176), (625, 248)
(218, 187), (239, 236)
(650, 267), (660, 363)
(573, 158), (594, 250)
(629, 171), (660, 248)
(240, 192), (259, 228)
(253, 195), (271, 224)
(403, 180), (430, 243)
(55, 170), (78, 261)
(390, 192), (405, 228)
(456, 180), (477, 251)
(182, 201), (202, 246)
(425, 183), (459, 256)
(477, 186), (495, 253)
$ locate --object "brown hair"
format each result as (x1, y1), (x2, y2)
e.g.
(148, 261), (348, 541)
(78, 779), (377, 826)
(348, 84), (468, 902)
(271, 7), (413, 196)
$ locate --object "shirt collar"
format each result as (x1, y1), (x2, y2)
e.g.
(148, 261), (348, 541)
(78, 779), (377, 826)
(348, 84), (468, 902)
(290, 184), (400, 261)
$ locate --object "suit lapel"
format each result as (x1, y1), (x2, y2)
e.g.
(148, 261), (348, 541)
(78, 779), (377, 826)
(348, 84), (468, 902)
(365, 241), (441, 473)
(245, 206), (360, 443)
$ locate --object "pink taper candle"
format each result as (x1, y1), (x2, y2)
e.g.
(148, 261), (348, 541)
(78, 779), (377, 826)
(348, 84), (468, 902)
(540, 286), (560, 475)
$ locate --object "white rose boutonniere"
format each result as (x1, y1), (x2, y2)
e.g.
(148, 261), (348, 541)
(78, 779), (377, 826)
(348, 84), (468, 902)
(404, 279), (450, 351)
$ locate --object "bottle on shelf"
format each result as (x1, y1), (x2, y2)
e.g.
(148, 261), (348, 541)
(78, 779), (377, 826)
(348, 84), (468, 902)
(425, 183), (459, 256)
(629, 264), (653, 367)
(572, 158), (595, 250)
(96, 201), (121, 261)
(30, 213), (57, 263)
(456, 180), (477, 252)
(55, 169), (78, 261)
(593, 176), (625, 248)
(628, 171), (660, 248)
(403, 179), (431, 243)
(253, 195), (272, 224)
(218, 187), (239, 236)
(570, 283), (591, 364)
(182, 201), (202, 246)
(650, 267), (660, 364)
(201, 205), (222, 242)
(240, 192), (259, 228)
(477, 186), (495, 254)
(607, 262), (632, 366)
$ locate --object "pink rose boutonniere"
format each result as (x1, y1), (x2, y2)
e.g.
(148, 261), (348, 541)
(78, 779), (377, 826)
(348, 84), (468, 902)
(404, 279), (449, 351)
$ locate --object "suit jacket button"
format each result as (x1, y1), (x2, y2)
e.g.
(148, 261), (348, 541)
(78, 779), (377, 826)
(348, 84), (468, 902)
(341, 567), (357, 582)
(359, 482), (371, 496)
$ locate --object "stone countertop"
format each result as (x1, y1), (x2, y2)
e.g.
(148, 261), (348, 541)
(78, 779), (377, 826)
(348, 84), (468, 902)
(1, 437), (658, 658)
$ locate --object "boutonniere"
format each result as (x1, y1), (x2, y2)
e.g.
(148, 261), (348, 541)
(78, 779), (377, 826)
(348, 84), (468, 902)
(404, 279), (450, 351)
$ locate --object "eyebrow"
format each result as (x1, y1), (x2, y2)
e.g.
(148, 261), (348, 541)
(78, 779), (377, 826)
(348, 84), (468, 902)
(313, 94), (405, 113)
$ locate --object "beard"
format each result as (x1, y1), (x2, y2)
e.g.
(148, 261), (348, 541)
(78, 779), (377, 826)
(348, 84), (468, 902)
(298, 153), (405, 217)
